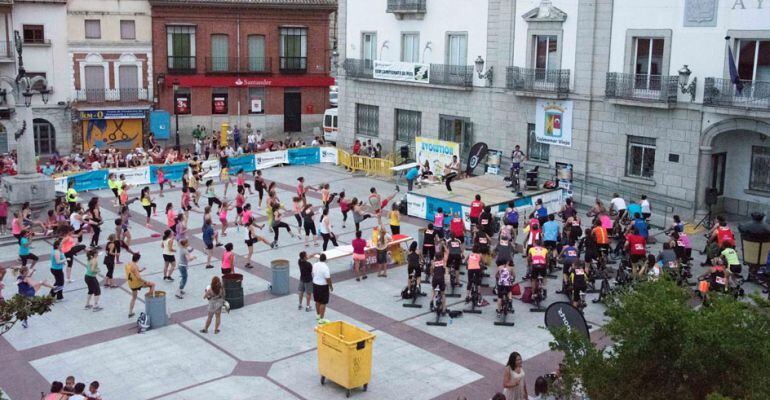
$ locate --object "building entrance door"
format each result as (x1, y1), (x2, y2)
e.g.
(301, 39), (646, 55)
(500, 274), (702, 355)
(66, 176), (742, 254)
(284, 92), (302, 132)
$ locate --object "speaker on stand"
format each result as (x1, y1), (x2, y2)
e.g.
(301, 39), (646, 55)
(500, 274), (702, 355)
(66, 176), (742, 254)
(695, 188), (718, 229)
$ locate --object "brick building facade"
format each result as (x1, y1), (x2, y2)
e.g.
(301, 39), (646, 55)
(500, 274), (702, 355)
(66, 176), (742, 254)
(150, 0), (336, 143)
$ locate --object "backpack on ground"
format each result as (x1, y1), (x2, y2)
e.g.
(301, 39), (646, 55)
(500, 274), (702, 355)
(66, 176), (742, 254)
(137, 312), (150, 333)
(401, 286), (411, 299)
(521, 286), (533, 304)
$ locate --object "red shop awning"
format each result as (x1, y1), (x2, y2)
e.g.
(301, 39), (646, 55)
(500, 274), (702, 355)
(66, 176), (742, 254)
(164, 75), (335, 88)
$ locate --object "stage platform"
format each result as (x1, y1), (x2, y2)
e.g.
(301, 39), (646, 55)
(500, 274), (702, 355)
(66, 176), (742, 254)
(406, 174), (564, 225)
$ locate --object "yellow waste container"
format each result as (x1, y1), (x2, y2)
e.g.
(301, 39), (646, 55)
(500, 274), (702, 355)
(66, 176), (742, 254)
(220, 122), (229, 146)
(390, 244), (405, 265)
(316, 320), (375, 397)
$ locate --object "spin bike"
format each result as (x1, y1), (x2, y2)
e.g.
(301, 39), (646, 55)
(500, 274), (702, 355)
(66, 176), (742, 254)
(402, 271), (425, 309)
(463, 274), (482, 314)
(494, 290), (515, 327)
(530, 270), (548, 313)
(507, 167), (524, 197)
(427, 287), (448, 326)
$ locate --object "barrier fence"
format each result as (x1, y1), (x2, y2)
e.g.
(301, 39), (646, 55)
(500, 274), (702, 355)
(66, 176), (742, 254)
(336, 149), (394, 177)
(55, 146), (340, 193)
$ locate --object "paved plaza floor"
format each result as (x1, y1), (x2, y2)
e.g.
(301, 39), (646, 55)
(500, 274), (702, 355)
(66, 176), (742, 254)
(0, 163), (755, 400)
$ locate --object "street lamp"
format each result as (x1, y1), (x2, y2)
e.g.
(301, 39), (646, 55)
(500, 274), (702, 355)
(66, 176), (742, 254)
(678, 64), (697, 102)
(474, 55), (494, 87)
(172, 78), (180, 150)
(22, 90), (32, 107)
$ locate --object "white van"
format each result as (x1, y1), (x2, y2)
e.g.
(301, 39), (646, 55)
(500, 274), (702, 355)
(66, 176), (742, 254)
(323, 108), (338, 144)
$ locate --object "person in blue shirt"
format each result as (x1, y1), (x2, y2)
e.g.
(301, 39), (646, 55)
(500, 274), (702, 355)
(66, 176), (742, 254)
(18, 229), (38, 269)
(627, 202), (642, 222)
(542, 214), (561, 258)
(201, 219), (222, 270)
(633, 212), (649, 241)
(405, 166), (419, 192)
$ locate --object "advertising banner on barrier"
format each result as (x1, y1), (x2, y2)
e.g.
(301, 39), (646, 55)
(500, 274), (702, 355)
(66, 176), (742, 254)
(319, 147), (338, 164)
(425, 196), (461, 226)
(536, 99), (573, 147)
(68, 170), (109, 192)
(287, 147), (320, 165)
(149, 163), (189, 183)
(110, 167), (150, 187)
(255, 151), (287, 170)
(54, 177), (68, 193)
(406, 193), (427, 219)
(201, 159), (220, 179)
(373, 60), (430, 84)
(227, 155), (256, 174)
(415, 137), (460, 177)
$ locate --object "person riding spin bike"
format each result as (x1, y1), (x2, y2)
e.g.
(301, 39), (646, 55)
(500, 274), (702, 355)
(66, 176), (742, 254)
(528, 240), (550, 300)
(720, 240), (742, 287)
(465, 245), (483, 303)
(447, 233), (465, 288)
(698, 261), (727, 302)
(542, 214), (561, 263)
(406, 242), (421, 290)
(430, 249), (447, 313)
(557, 240), (579, 294)
(475, 228), (493, 269)
(569, 263), (588, 309)
(625, 226), (647, 278)
(496, 231), (515, 266)
(422, 223), (437, 263)
(495, 260), (515, 317)
(591, 220), (610, 261)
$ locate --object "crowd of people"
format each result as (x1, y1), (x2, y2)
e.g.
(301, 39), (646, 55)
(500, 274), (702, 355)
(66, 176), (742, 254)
(42, 376), (102, 400)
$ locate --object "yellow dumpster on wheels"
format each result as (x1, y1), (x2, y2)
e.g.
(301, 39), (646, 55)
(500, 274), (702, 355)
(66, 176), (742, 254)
(315, 321), (376, 398)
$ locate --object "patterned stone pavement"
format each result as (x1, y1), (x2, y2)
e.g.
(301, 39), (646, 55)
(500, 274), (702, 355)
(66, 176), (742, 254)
(0, 163), (738, 399)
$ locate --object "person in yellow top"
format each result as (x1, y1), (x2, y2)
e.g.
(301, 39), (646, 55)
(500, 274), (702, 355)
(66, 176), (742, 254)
(389, 202), (401, 235)
(125, 253), (155, 318)
(66, 181), (79, 213)
(527, 240), (549, 296)
(107, 173), (121, 206)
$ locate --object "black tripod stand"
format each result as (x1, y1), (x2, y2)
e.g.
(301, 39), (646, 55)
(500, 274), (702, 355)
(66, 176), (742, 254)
(694, 204), (714, 230)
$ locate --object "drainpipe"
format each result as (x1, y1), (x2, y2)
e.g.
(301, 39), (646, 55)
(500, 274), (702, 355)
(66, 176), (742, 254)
(237, 14), (241, 126)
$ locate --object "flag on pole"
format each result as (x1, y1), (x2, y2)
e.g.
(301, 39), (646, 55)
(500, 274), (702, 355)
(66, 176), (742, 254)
(726, 38), (744, 95)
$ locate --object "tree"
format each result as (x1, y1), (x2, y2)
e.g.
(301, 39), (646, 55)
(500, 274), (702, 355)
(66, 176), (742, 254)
(550, 279), (770, 400)
(0, 294), (55, 336)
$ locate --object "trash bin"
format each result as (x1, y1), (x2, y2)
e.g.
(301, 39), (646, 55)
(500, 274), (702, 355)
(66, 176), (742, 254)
(526, 169), (539, 189)
(223, 273), (244, 310)
(316, 321), (376, 398)
(271, 259), (290, 295)
(145, 291), (168, 329)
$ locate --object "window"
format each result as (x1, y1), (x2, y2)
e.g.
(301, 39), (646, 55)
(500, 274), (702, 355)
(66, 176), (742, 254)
(33, 118), (55, 155)
(533, 35), (558, 70)
(248, 87), (265, 114)
(212, 89), (228, 114)
(210, 34), (229, 71)
(626, 136), (656, 179)
(280, 27), (307, 71)
(22, 25), (44, 44)
(634, 37), (664, 90)
(247, 35), (266, 72)
(361, 32), (377, 66)
(84, 66), (105, 102)
(711, 152), (726, 196)
(395, 109), (421, 142)
(84, 20), (101, 39)
(750, 146), (770, 192)
(439, 115), (473, 159)
(356, 104), (379, 137)
(167, 26), (196, 70)
(120, 20), (136, 40)
(736, 39), (770, 82)
(118, 65), (139, 102)
(401, 33), (419, 63)
(446, 33), (467, 66)
(527, 123), (549, 163)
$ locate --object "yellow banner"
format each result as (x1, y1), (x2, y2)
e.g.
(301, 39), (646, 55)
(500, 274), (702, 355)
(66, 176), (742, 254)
(82, 119), (143, 149)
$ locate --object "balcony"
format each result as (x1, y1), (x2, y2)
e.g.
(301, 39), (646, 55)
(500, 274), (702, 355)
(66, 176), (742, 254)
(386, 0), (426, 19)
(704, 77), (770, 111)
(167, 56), (196, 74)
(506, 67), (570, 98)
(242, 57), (272, 73)
(605, 73), (678, 108)
(280, 56), (307, 73)
(75, 88), (149, 103)
(0, 41), (13, 61)
(343, 59), (474, 88)
(204, 57), (272, 74)
(205, 57), (237, 74)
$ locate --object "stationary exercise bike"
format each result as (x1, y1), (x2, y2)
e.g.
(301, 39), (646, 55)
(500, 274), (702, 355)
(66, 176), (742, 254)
(420, 256), (432, 284)
(494, 296), (515, 327)
(463, 278), (482, 314)
(446, 268), (462, 298)
(507, 167), (523, 197)
(427, 287), (448, 326)
(530, 274), (547, 312)
(402, 271), (425, 309)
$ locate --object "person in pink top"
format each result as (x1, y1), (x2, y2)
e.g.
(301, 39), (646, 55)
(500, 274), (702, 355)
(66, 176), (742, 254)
(351, 230), (368, 281)
(218, 200), (234, 237)
(165, 203), (177, 231)
(241, 203), (253, 225)
(156, 167), (175, 198)
(338, 192), (350, 229)
(0, 196), (8, 235)
(236, 169), (253, 195)
(234, 187), (246, 224)
(221, 243), (235, 275)
(11, 211), (23, 242)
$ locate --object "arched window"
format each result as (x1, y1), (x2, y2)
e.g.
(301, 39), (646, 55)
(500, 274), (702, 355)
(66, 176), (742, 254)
(33, 118), (55, 155)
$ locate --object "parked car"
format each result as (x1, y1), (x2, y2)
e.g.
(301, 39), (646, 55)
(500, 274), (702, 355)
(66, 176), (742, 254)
(323, 108), (338, 144)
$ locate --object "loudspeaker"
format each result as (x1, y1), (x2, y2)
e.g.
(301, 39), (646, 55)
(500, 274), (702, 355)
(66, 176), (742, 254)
(400, 145), (410, 160)
(705, 188), (718, 206)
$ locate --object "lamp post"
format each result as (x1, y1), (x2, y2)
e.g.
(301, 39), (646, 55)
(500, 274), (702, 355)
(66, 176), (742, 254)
(678, 64), (697, 102)
(474, 55), (494, 87)
(172, 78), (180, 150)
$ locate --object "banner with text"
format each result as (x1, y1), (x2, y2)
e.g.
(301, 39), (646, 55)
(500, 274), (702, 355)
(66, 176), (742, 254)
(255, 150), (288, 170)
(406, 193), (427, 219)
(201, 159), (221, 179)
(415, 137), (460, 177)
(110, 167), (150, 187)
(68, 169), (109, 192)
(227, 155), (256, 175)
(287, 147), (320, 165)
(320, 147), (338, 164)
(535, 99), (573, 147)
(373, 60), (430, 84)
(149, 163), (189, 184)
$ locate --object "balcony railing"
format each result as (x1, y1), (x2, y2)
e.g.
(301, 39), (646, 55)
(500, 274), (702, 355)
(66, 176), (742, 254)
(205, 57), (236, 73)
(75, 88), (149, 103)
(167, 56), (196, 74)
(605, 73), (678, 104)
(506, 67), (570, 97)
(280, 56), (307, 73)
(704, 77), (770, 110)
(343, 59), (474, 88)
(204, 57), (273, 74)
(243, 57), (272, 73)
(387, 0), (427, 13)
(429, 64), (473, 87)
(0, 41), (12, 59)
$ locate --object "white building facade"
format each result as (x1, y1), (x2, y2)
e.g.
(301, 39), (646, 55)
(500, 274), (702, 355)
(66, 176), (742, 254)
(338, 0), (770, 218)
(8, 0), (72, 155)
